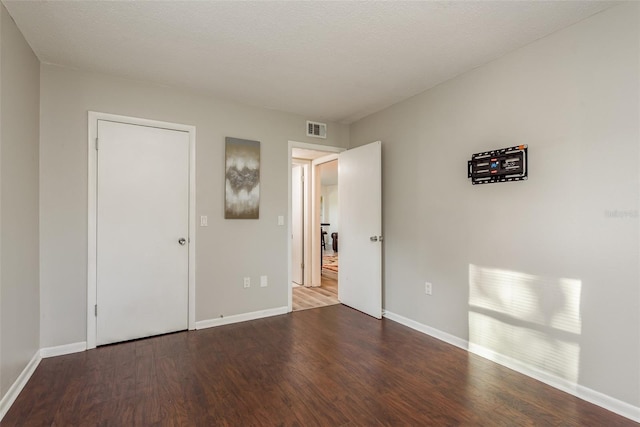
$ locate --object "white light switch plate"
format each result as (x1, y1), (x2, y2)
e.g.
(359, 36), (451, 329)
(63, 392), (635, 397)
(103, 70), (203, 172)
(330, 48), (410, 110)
(200, 215), (208, 226)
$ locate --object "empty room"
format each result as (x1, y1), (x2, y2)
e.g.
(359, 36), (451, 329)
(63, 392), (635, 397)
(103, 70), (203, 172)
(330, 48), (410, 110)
(0, 1), (639, 425)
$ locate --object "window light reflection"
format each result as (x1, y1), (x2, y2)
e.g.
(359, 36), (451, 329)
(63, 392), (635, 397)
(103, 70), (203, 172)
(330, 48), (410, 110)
(469, 264), (582, 383)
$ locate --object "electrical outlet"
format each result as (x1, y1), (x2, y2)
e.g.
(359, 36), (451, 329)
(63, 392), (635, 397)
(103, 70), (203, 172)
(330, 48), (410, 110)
(200, 215), (208, 227)
(260, 275), (268, 287)
(243, 277), (251, 288)
(425, 282), (432, 295)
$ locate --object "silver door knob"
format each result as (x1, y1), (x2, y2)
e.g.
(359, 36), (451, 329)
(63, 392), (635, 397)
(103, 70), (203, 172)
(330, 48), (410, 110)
(370, 236), (378, 242)
(178, 238), (186, 246)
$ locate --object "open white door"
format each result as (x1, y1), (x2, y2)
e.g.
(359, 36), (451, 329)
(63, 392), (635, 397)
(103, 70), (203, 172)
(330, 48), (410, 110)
(338, 141), (382, 319)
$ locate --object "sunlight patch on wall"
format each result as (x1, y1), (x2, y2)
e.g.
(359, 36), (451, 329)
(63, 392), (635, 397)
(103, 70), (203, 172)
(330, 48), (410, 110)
(469, 264), (582, 383)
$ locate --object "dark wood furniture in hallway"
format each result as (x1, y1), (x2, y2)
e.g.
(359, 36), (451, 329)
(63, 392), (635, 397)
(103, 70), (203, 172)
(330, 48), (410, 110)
(2, 305), (634, 426)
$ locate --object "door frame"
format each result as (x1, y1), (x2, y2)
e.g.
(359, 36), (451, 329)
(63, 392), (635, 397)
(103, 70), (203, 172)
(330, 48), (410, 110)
(311, 153), (339, 286)
(287, 141), (344, 312)
(87, 111), (197, 349)
(291, 159), (310, 286)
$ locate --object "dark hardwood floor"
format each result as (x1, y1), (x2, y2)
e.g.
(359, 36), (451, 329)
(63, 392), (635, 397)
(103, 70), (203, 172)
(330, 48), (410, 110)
(2, 305), (635, 426)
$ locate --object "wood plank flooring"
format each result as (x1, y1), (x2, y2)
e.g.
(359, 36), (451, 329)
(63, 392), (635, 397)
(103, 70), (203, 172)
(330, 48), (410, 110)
(2, 305), (636, 426)
(292, 274), (339, 311)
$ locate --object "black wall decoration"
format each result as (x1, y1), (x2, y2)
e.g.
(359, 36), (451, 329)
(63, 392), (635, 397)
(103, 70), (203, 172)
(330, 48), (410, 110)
(468, 145), (528, 185)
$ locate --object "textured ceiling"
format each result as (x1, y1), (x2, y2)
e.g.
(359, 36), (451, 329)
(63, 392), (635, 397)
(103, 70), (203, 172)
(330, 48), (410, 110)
(3, 1), (616, 124)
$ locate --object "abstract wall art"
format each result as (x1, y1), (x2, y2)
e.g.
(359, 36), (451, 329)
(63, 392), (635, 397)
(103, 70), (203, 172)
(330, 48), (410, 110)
(225, 137), (260, 219)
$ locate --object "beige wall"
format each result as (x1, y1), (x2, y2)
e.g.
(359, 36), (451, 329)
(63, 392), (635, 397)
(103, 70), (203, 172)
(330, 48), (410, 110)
(39, 64), (349, 347)
(0, 3), (40, 396)
(351, 3), (639, 406)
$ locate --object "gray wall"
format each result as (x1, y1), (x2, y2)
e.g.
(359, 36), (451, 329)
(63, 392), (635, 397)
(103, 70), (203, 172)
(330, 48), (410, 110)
(0, 3), (40, 396)
(351, 3), (639, 406)
(39, 64), (349, 347)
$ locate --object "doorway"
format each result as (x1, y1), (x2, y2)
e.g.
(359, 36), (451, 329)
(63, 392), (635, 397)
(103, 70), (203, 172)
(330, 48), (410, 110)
(87, 112), (196, 349)
(318, 159), (339, 289)
(288, 143), (343, 312)
(288, 140), (382, 317)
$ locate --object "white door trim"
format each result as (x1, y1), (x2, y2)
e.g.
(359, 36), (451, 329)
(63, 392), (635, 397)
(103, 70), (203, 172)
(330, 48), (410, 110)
(87, 111), (196, 349)
(310, 153), (340, 286)
(287, 141), (344, 312)
(291, 159), (311, 286)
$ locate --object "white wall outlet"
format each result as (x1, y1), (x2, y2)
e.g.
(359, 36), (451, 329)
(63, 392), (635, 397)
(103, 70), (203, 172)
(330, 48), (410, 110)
(260, 275), (268, 287)
(425, 282), (432, 295)
(200, 215), (208, 227)
(278, 215), (284, 226)
(243, 277), (251, 288)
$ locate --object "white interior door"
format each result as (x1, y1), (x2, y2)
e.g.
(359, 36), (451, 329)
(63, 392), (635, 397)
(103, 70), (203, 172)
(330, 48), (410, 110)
(338, 141), (382, 319)
(291, 164), (304, 285)
(96, 120), (190, 346)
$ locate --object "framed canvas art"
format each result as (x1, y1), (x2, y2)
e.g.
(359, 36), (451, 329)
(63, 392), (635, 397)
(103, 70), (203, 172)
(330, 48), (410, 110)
(225, 137), (260, 219)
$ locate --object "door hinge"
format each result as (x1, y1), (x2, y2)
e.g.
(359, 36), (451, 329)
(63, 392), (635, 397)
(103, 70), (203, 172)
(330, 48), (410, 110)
(95, 137), (99, 150)
(94, 304), (98, 316)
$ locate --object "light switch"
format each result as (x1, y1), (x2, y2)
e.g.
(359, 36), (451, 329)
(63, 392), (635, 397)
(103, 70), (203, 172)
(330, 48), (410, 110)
(278, 215), (284, 226)
(200, 215), (208, 227)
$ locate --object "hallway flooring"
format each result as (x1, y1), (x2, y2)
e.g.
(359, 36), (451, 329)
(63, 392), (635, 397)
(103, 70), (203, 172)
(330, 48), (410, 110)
(292, 274), (338, 311)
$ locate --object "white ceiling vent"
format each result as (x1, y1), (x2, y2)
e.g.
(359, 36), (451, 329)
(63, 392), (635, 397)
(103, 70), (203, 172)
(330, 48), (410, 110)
(306, 121), (327, 139)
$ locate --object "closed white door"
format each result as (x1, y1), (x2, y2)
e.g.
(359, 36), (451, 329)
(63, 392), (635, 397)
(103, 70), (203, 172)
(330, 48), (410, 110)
(96, 120), (190, 346)
(291, 164), (304, 285)
(338, 141), (382, 319)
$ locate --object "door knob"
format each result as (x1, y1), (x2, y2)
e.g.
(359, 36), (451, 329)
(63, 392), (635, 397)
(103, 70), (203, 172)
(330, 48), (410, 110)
(178, 238), (187, 246)
(370, 236), (378, 242)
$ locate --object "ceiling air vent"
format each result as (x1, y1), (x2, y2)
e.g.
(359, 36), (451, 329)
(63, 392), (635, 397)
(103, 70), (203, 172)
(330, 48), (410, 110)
(306, 121), (327, 139)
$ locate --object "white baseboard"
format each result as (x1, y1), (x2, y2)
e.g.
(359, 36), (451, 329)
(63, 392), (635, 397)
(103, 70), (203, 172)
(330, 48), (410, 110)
(383, 310), (640, 423)
(383, 310), (469, 351)
(40, 341), (87, 358)
(0, 350), (41, 421)
(467, 342), (640, 423)
(195, 306), (288, 330)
